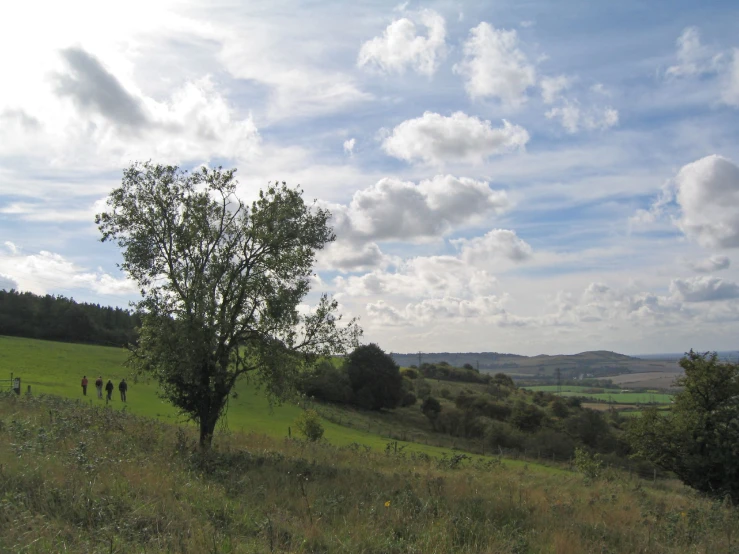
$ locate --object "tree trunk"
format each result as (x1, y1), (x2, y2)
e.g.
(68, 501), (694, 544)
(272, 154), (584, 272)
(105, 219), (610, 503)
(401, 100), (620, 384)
(199, 416), (216, 449)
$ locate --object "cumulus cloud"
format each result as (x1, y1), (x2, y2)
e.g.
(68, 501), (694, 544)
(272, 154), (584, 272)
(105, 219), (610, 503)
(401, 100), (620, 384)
(316, 242), (392, 273)
(327, 174), (510, 244)
(452, 229), (533, 265)
(357, 9), (447, 76)
(671, 276), (739, 302)
(675, 155), (739, 248)
(545, 101), (618, 133)
(0, 248), (137, 296)
(453, 22), (536, 107)
(335, 254), (498, 300)
(686, 255), (730, 273)
(381, 111), (528, 165)
(343, 138), (356, 156)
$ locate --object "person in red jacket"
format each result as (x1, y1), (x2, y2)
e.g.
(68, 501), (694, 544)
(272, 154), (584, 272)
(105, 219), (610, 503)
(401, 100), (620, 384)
(81, 376), (88, 396)
(95, 376), (103, 399)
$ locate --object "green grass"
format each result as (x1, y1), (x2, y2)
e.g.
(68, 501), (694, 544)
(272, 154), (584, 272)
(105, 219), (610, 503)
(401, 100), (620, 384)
(2, 392), (736, 554)
(0, 336), (555, 469)
(523, 385), (673, 405)
(556, 391), (674, 404)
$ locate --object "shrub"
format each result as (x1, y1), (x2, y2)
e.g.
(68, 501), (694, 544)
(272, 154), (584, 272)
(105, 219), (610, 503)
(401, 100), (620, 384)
(297, 360), (352, 404)
(574, 447), (603, 480)
(294, 409), (324, 442)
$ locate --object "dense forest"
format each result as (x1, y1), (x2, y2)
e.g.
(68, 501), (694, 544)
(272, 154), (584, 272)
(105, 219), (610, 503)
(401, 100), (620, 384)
(0, 289), (138, 347)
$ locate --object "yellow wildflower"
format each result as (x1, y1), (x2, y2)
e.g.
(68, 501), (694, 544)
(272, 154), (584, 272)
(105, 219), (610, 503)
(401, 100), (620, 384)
(384, 501), (391, 508)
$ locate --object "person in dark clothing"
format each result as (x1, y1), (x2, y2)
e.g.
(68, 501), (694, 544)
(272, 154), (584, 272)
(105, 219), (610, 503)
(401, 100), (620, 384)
(105, 379), (114, 401)
(118, 379), (128, 402)
(81, 376), (88, 396)
(95, 376), (103, 399)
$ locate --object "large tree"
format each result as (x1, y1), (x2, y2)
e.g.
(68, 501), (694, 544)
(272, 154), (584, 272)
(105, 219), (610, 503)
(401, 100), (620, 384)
(97, 162), (361, 447)
(626, 350), (739, 501)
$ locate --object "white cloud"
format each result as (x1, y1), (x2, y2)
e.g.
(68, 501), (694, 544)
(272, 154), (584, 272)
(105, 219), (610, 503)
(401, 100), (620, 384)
(357, 9), (447, 76)
(343, 138), (356, 156)
(545, 101), (618, 133)
(675, 155), (739, 248)
(540, 75), (571, 104)
(666, 27), (721, 78)
(686, 255), (730, 273)
(0, 49), (261, 172)
(381, 111), (529, 165)
(327, 174), (510, 244)
(316, 242), (392, 273)
(4, 241), (19, 255)
(453, 22), (536, 107)
(0, 248), (137, 296)
(670, 276), (739, 302)
(452, 229), (533, 265)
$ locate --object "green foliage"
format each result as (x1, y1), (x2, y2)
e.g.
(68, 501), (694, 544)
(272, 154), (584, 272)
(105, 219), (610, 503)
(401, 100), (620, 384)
(96, 162), (361, 446)
(297, 360), (352, 404)
(0, 289), (138, 346)
(295, 409), (324, 441)
(627, 350), (739, 502)
(5, 392), (739, 554)
(419, 362), (490, 384)
(421, 396), (442, 424)
(345, 344), (403, 411)
(509, 401), (545, 432)
(574, 447), (603, 480)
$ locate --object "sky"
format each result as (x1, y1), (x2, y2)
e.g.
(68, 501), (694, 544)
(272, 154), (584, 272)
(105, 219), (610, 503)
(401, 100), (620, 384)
(2, 0), (739, 356)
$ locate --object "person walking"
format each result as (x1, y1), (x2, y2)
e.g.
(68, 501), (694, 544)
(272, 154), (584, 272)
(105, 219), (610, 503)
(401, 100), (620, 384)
(95, 376), (103, 399)
(81, 375), (88, 396)
(105, 379), (114, 401)
(118, 378), (127, 402)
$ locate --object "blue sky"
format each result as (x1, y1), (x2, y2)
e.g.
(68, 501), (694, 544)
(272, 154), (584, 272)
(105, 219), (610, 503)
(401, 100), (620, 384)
(2, 0), (739, 355)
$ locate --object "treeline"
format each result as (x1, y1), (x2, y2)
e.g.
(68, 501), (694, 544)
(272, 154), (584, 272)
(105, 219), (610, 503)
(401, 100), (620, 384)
(0, 289), (138, 347)
(300, 349), (642, 469)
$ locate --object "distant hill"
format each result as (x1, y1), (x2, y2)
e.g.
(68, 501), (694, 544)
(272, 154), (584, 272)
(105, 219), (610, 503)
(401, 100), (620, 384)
(390, 350), (639, 378)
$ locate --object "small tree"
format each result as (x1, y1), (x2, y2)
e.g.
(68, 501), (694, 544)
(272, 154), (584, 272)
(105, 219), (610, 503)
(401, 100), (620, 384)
(96, 162), (361, 447)
(345, 344), (403, 410)
(421, 396), (442, 426)
(295, 409), (324, 442)
(626, 350), (739, 501)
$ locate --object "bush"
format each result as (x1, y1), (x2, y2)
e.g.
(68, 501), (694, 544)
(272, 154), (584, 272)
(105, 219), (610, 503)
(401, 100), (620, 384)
(574, 447), (603, 480)
(346, 344), (403, 411)
(421, 396), (442, 426)
(401, 391), (417, 407)
(294, 409), (324, 442)
(297, 360), (352, 404)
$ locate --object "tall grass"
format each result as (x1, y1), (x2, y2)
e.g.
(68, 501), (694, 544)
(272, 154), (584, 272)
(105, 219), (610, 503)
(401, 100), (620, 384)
(1, 392), (736, 553)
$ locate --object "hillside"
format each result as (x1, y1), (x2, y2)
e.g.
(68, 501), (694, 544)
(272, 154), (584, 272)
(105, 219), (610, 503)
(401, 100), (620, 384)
(391, 349), (644, 378)
(2, 391), (736, 553)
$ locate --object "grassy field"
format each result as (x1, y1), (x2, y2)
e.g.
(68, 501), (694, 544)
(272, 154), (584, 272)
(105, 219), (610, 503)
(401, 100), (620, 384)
(1, 391), (736, 553)
(523, 385), (673, 405)
(0, 336), (542, 465)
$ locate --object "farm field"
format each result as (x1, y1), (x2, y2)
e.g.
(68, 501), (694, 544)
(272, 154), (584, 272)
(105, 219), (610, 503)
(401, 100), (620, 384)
(0, 335), (541, 465)
(524, 384), (672, 403)
(608, 371), (683, 389)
